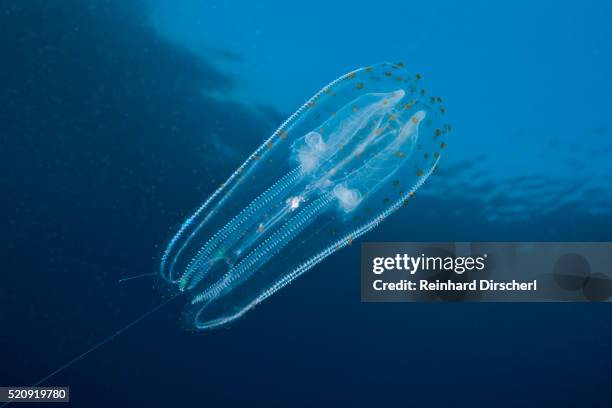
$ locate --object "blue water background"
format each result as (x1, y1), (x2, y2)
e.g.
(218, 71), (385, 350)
(1, 1), (611, 406)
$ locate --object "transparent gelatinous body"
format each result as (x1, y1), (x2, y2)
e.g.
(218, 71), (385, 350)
(160, 62), (450, 330)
